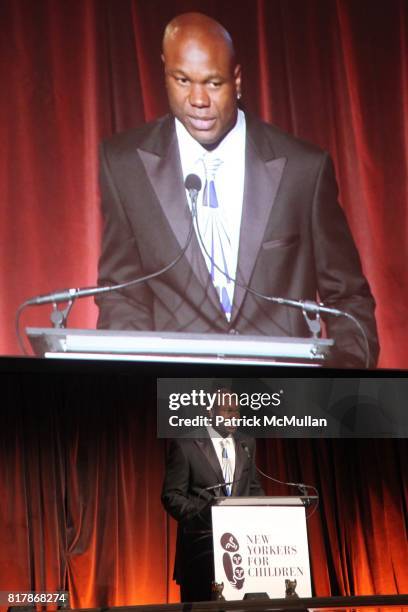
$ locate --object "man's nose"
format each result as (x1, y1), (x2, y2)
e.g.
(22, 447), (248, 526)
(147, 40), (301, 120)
(189, 84), (210, 107)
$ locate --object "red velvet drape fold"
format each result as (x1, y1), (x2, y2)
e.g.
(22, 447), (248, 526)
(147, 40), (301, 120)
(0, 374), (407, 607)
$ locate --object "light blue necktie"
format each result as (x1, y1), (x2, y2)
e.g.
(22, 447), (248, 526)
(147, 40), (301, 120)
(221, 440), (233, 496)
(201, 156), (233, 318)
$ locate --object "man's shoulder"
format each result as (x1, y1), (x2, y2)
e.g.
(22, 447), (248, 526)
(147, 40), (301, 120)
(101, 114), (174, 156)
(169, 430), (209, 446)
(245, 112), (328, 161)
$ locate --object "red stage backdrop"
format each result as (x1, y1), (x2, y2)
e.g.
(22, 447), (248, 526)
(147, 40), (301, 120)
(0, 373), (407, 607)
(1, 0), (408, 366)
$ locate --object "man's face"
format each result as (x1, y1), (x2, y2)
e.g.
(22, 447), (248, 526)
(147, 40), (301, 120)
(163, 36), (241, 147)
(211, 392), (240, 436)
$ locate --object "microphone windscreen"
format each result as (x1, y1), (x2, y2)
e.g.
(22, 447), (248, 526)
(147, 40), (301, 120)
(185, 173), (202, 192)
(241, 442), (251, 458)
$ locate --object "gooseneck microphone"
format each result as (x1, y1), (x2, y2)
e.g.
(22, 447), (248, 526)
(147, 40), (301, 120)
(194, 468), (251, 524)
(16, 175), (202, 352)
(188, 192), (370, 367)
(254, 462), (320, 518)
(240, 441), (251, 459)
(204, 467), (250, 494)
(22, 175), (203, 308)
(17, 170), (369, 367)
(185, 173), (202, 217)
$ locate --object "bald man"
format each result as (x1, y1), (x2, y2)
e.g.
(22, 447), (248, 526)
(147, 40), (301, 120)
(161, 387), (264, 602)
(96, 12), (379, 368)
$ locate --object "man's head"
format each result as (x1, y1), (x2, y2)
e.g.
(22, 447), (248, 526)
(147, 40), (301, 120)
(162, 13), (241, 148)
(210, 387), (240, 437)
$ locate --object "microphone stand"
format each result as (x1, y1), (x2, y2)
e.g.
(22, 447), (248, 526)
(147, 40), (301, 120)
(15, 176), (202, 354)
(189, 190), (370, 368)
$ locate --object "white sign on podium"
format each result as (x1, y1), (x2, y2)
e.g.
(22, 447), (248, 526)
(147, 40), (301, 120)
(211, 497), (312, 600)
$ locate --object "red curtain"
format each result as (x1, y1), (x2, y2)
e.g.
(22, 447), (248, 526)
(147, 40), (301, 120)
(0, 372), (407, 607)
(1, 0), (408, 366)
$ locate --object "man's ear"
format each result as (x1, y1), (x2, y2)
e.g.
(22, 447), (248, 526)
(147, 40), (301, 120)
(234, 64), (242, 98)
(161, 53), (165, 64)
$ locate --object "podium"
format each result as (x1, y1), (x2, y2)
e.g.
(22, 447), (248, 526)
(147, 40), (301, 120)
(26, 328), (333, 365)
(211, 496), (313, 600)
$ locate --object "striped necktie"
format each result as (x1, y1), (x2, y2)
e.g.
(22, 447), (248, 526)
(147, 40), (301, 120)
(221, 439), (233, 496)
(199, 155), (233, 319)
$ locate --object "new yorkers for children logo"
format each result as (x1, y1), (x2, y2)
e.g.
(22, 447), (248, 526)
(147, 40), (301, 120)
(220, 533), (245, 590)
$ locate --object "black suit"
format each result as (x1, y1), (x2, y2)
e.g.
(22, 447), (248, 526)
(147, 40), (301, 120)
(97, 113), (379, 367)
(161, 434), (263, 602)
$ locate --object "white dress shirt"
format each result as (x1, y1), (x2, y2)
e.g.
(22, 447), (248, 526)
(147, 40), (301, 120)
(207, 426), (236, 481)
(175, 111), (246, 315)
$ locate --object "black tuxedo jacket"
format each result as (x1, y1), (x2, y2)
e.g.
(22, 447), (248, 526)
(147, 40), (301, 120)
(161, 434), (263, 587)
(97, 113), (379, 367)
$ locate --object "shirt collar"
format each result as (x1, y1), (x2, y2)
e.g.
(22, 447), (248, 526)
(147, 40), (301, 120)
(175, 109), (246, 166)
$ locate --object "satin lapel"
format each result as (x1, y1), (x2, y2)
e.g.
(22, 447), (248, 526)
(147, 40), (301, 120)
(195, 439), (224, 492)
(231, 133), (287, 322)
(138, 126), (223, 316)
(231, 438), (246, 496)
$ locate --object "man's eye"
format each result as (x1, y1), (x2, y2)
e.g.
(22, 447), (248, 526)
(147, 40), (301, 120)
(208, 81), (222, 88)
(176, 77), (189, 84)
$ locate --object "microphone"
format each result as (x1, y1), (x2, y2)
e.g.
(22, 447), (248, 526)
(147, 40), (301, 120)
(205, 481), (234, 493)
(191, 473), (247, 522)
(185, 173), (202, 217)
(204, 464), (251, 494)
(185, 173), (202, 194)
(254, 463), (319, 510)
(241, 441), (251, 460)
(23, 175), (203, 307)
(16, 175), (203, 351)
(191, 210), (370, 367)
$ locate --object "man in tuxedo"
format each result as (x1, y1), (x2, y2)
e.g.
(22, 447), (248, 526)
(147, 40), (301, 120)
(96, 12), (379, 367)
(161, 388), (264, 602)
